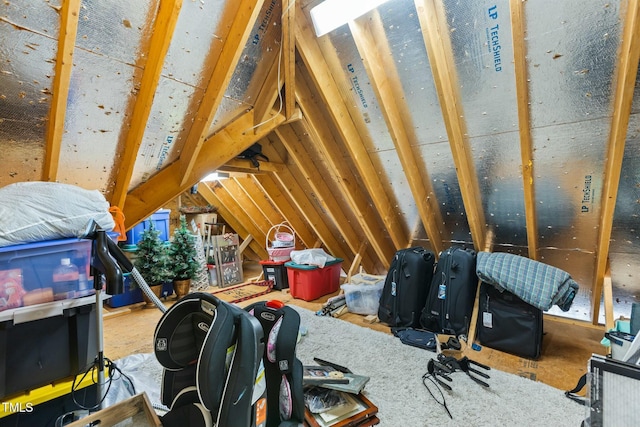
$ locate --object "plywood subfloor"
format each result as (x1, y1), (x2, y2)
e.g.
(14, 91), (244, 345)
(103, 263), (607, 394)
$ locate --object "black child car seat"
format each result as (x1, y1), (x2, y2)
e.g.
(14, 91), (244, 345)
(245, 300), (305, 427)
(154, 292), (266, 427)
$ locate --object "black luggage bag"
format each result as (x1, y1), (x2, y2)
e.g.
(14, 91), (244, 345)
(420, 246), (478, 337)
(476, 282), (543, 359)
(378, 247), (435, 328)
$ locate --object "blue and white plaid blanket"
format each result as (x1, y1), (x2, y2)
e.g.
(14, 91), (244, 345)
(476, 252), (579, 312)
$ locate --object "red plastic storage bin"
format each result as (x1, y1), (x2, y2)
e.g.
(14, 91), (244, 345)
(285, 258), (343, 301)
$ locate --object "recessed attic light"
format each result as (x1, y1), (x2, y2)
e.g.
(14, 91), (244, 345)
(310, 0), (391, 37)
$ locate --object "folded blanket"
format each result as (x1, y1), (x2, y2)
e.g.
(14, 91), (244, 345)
(476, 252), (579, 312)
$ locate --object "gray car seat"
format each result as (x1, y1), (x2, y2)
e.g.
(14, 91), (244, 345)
(245, 300), (305, 427)
(154, 292), (266, 427)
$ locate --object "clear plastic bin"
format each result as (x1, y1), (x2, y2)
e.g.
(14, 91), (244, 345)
(340, 274), (385, 315)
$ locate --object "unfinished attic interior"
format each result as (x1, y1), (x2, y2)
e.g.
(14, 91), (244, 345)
(3, 0), (639, 324)
(1, 0), (640, 424)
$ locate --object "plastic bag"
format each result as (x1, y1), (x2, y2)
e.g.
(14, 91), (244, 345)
(290, 248), (335, 268)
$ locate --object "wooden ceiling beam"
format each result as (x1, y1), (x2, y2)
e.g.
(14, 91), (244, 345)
(197, 183), (268, 259)
(349, 15), (445, 256)
(123, 109), (285, 229)
(415, 0), (486, 251)
(219, 158), (285, 174)
(275, 124), (366, 259)
(178, 0), (265, 186)
(253, 174), (318, 249)
(110, 0), (182, 209)
(592, 0), (640, 324)
(295, 5), (409, 250)
(43, 0), (81, 182)
(509, 0), (538, 260)
(296, 82), (394, 267)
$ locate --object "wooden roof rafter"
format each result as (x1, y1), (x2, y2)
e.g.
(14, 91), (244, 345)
(282, 0), (296, 119)
(349, 13), (445, 256)
(252, 173), (318, 248)
(123, 109), (286, 229)
(592, 0), (640, 324)
(275, 123), (374, 263)
(218, 177), (274, 243)
(509, 0), (539, 260)
(294, 4), (409, 250)
(296, 81), (394, 267)
(110, 0), (183, 209)
(232, 176), (286, 226)
(231, 175), (310, 252)
(197, 182), (268, 259)
(415, 0), (487, 251)
(178, 0), (265, 186)
(263, 134), (356, 267)
(43, 0), (81, 182)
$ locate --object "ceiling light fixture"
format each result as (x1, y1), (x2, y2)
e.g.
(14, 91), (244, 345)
(310, 0), (391, 37)
(201, 171), (230, 182)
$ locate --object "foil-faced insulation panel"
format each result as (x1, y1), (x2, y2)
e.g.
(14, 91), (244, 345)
(130, 77), (203, 188)
(526, 0), (621, 128)
(58, 48), (140, 193)
(524, 0), (622, 319)
(208, 0), (283, 135)
(531, 119), (607, 250)
(609, 112), (640, 319)
(162, 0), (226, 88)
(441, 0), (526, 249)
(2, 0), (60, 35)
(379, 1), (473, 245)
(76, 0), (155, 66)
(0, 4), (59, 186)
(542, 249), (596, 322)
(127, 0), (227, 187)
(442, 0), (519, 138)
(317, 0), (481, 245)
(471, 131), (528, 251)
(55, 0), (161, 194)
(315, 22), (415, 236)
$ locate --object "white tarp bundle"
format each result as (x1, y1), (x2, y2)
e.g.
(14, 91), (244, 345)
(0, 181), (115, 247)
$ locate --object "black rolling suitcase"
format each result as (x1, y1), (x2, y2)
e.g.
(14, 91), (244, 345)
(378, 247), (435, 328)
(476, 282), (543, 359)
(420, 246), (478, 337)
